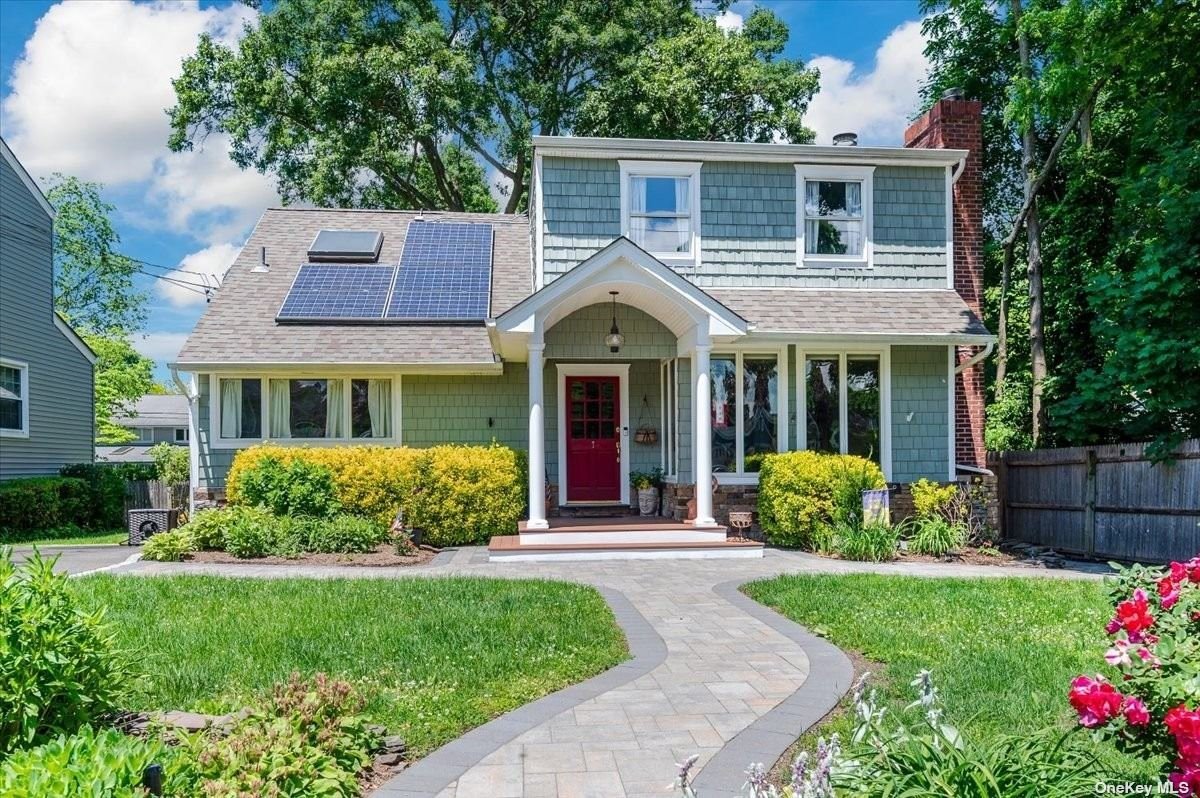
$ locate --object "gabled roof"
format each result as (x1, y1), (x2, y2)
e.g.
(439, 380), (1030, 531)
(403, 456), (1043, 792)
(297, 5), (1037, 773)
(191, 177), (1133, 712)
(0, 136), (55, 220)
(114, 394), (189, 426)
(174, 208), (532, 370)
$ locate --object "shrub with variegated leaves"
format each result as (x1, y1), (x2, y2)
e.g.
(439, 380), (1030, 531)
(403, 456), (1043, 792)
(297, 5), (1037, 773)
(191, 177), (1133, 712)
(1069, 556), (1200, 792)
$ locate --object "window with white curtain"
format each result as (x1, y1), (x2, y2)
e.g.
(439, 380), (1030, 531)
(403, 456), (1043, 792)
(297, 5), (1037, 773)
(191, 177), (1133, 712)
(619, 161), (701, 267)
(0, 360), (28, 437)
(802, 353), (883, 465)
(796, 165), (874, 267)
(215, 376), (393, 444)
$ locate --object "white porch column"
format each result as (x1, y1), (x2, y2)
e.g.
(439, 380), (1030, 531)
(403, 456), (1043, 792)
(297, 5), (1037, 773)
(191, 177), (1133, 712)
(692, 339), (716, 527)
(526, 329), (549, 529)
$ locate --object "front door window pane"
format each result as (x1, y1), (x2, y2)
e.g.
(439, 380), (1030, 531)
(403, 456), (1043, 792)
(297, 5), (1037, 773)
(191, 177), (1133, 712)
(742, 356), (778, 472)
(710, 356), (737, 472)
(847, 357), (881, 462)
(805, 357), (840, 453)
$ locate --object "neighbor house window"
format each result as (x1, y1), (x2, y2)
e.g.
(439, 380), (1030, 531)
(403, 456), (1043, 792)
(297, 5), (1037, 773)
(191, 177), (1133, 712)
(133, 427), (153, 444)
(215, 376), (393, 444)
(710, 350), (787, 477)
(175, 428), (188, 443)
(0, 360), (28, 437)
(796, 165), (874, 267)
(619, 160), (701, 267)
(802, 352), (885, 466)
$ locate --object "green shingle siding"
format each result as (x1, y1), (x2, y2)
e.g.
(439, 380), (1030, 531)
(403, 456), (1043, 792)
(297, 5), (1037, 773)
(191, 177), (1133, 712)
(195, 376), (235, 491)
(545, 304), (675, 360)
(402, 369), (527, 449)
(890, 346), (951, 482)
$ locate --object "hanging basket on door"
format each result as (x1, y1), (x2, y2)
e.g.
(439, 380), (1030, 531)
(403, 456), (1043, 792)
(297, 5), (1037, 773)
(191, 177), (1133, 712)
(634, 394), (658, 445)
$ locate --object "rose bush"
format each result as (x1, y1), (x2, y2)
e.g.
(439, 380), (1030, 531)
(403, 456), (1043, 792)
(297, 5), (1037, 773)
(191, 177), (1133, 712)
(1070, 556), (1200, 791)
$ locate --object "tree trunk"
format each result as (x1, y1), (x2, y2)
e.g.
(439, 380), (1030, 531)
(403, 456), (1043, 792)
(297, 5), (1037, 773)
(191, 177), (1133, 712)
(996, 245), (1011, 398)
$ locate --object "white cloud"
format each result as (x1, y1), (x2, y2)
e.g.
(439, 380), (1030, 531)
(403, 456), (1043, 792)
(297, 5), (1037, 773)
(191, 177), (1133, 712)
(715, 10), (744, 32)
(159, 242), (240, 308)
(133, 331), (189, 364)
(805, 20), (930, 147)
(1, 1), (276, 241)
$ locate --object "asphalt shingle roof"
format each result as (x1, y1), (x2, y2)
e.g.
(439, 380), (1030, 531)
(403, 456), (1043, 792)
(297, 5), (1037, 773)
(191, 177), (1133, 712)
(175, 208), (531, 367)
(114, 395), (190, 426)
(707, 288), (991, 338)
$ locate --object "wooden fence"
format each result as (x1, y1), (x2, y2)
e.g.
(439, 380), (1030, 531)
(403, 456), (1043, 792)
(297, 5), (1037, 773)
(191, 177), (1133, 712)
(990, 439), (1200, 563)
(124, 480), (189, 513)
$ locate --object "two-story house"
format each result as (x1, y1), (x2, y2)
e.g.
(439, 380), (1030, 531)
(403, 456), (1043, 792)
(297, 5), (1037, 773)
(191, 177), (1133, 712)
(96, 394), (190, 463)
(174, 95), (992, 559)
(0, 137), (96, 480)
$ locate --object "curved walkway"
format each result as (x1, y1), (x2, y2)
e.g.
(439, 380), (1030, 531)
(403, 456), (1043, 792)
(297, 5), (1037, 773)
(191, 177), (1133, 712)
(120, 549), (1105, 797)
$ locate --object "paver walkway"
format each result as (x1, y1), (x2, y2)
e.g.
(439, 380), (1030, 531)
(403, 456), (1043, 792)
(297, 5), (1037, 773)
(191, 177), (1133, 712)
(123, 548), (1105, 797)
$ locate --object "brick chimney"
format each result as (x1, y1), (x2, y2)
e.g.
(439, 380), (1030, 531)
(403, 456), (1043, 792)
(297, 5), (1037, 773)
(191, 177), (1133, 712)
(903, 94), (986, 471)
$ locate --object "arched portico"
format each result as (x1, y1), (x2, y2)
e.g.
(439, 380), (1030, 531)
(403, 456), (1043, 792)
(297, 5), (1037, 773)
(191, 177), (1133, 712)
(494, 238), (748, 529)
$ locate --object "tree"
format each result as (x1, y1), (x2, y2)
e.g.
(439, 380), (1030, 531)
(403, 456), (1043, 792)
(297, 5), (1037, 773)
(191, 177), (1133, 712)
(574, 9), (817, 142)
(87, 334), (156, 444)
(167, 0), (817, 213)
(46, 176), (145, 336)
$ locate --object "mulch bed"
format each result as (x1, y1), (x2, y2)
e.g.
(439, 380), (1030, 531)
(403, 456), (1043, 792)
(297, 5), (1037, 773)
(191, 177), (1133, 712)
(183, 544), (438, 567)
(896, 545), (1029, 567)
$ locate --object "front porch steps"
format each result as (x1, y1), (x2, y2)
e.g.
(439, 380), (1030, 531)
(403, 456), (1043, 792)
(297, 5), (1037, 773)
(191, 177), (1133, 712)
(555, 503), (639, 518)
(489, 517), (764, 562)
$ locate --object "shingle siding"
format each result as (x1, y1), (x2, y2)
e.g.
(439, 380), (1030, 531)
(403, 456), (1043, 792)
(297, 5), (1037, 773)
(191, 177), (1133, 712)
(545, 304), (675, 360)
(0, 154), (94, 480)
(540, 157), (948, 289)
(890, 345), (951, 482)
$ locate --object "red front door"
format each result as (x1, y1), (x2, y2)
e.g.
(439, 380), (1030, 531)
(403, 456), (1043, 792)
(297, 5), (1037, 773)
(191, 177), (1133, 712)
(566, 376), (621, 502)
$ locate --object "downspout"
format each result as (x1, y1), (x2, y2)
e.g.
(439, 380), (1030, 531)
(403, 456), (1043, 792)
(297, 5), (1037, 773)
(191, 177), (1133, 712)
(951, 154), (967, 184)
(170, 366), (199, 516)
(953, 340), (996, 476)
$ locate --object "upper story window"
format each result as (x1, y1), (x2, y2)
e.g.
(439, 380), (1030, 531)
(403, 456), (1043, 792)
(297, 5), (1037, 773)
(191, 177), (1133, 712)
(619, 160), (702, 269)
(0, 359), (29, 438)
(795, 165), (875, 268)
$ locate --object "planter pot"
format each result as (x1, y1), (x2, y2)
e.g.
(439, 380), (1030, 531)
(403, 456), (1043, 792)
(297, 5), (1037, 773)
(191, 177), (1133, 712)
(637, 487), (658, 516)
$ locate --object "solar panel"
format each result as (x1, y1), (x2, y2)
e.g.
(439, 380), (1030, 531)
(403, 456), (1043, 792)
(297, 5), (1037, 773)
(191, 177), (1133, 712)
(385, 221), (492, 321)
(307, 230), (383, 262)
(277, 264), (395, 321)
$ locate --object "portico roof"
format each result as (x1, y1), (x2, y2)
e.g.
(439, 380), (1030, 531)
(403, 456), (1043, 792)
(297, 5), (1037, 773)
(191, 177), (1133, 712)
(493, 238), (749, 359)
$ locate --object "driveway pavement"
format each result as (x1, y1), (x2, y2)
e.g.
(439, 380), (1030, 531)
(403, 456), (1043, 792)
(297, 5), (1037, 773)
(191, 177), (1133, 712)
(9, 544), (140, 576)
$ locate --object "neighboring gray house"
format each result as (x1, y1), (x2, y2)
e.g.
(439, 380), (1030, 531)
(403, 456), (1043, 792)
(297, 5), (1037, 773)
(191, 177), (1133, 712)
(174, 96), (993, 559)
(96, 394), (190, 464)
(0, 137), (96, 480)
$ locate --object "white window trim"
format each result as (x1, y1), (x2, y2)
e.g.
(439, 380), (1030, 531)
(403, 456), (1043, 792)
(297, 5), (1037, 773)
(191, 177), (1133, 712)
(795, 164), (875, 269)
(796, 346), (892, 480)
(556, 363), (631, 505)
(709, 346), (789, 484)
(618, 160), (703, 270)
(209, 373), (402, 449)
(0, 358), (30, 438)
(659, 358), (681, 480)
(175, 427), (189, 443)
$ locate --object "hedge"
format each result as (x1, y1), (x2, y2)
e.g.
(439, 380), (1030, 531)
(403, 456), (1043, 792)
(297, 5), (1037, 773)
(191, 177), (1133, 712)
(0, 478), (92, 537)
(60, 463), (156, 529)
(226, 444), (524, 547)
(757, 451), (886, 548)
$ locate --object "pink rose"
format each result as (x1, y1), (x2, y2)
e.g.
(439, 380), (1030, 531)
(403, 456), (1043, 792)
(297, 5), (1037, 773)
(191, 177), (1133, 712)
(1069, 675), (1124, 729)
(1123, 697), (1151, 726)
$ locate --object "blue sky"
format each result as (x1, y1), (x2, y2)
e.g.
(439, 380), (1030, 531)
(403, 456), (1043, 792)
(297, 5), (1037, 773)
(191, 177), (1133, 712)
(0, 1), (928, 381)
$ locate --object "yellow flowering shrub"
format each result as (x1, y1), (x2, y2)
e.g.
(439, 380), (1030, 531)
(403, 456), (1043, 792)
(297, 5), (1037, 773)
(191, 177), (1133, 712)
(757, 451), (886, 548)
(910, 478), (960, 520)
(226, 443), (522, 545)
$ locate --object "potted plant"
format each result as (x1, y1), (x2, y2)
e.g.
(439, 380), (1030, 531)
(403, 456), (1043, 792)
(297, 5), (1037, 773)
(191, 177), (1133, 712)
(631, 470), (658, 516)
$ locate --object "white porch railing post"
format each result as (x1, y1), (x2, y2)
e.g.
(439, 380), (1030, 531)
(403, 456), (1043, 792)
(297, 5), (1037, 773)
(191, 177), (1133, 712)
(692, 340), (716, 527)
(526, 328), (549, 529)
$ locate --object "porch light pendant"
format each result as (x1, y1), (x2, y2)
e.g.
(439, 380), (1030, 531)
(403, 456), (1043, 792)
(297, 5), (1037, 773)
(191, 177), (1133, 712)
(605, 291), (624, 353)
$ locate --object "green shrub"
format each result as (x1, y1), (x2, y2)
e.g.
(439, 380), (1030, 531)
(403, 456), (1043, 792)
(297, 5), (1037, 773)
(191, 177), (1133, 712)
(219, 506), (280, 559)
(757, 452), (886, 549)
(0, 477), (92, 538)
(910, 478), (959, 520)
(181, 508), (230, 550)
(234, 455), (341, 518)
(0, 725), (170, 797)
(0, 552), (129, 753)
(141, 530), (195, 562)
(150, 441), (189, 485)
(60, 462), (155, 529)
(836, 520), (900, 562)
(171, 673), (378, 798)
(408, 444), (525, 546)
(906, 516), (967, 556)
(303, 515), (390, 554)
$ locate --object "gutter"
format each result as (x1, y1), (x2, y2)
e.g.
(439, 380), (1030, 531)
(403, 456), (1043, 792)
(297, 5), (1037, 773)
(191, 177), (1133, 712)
(950, 154), (968, 184)
(953, 340), (996, 477)
(170, 367), (200, 516)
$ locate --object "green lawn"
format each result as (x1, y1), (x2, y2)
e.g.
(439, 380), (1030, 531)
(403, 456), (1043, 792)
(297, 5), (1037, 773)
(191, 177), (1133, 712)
(73, 575), (628, 755)
(10, 531), (127, 547)
(744, 574), (1157, 780)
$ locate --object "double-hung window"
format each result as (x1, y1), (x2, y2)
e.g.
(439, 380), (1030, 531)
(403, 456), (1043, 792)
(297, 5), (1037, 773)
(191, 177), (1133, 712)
(213, 376), (396, 446)
(709, 350), (789, 478)
(0, 359), (29, 437)
(796, 165), (874, 267)
(800, 351), (889, 471)
(619, 161), (702, 269)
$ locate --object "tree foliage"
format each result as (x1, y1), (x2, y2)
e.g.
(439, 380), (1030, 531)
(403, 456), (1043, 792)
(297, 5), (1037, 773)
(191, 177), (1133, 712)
(167, 0), (818, 213)
(922, 0), (1200, 457)
(84, 334), (155, 445)
(46, 176), (144, 337)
